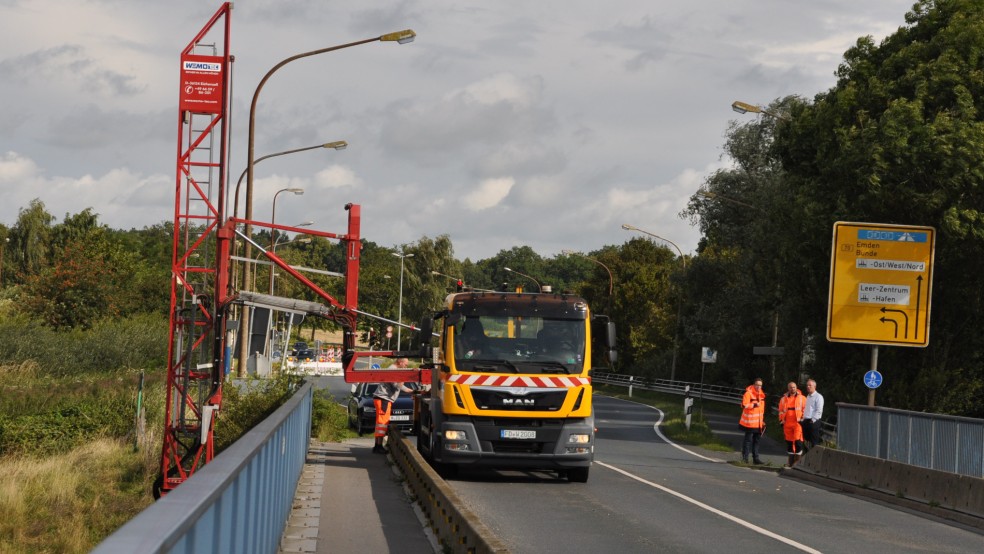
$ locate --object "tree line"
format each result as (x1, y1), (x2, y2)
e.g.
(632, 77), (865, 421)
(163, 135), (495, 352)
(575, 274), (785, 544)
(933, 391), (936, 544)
(2, 0), (981, 417)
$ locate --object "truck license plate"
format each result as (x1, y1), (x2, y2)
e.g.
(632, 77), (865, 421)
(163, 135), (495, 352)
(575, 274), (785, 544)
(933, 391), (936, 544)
(390, 415), (410, 421)
(501, 429), (536, 439)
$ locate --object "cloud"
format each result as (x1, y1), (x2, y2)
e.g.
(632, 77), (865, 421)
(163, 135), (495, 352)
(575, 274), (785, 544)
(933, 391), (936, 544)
(0, 44), (142, 96)
(0, 151), (40, 182)
(378, 73), (557, 165)
(462, 177), (514, 211)
(0, 152), (170, 228)
(313, 165), (362, 189)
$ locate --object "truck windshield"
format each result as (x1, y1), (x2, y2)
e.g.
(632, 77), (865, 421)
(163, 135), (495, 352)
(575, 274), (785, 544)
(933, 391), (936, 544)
(452, 315), (585, 374)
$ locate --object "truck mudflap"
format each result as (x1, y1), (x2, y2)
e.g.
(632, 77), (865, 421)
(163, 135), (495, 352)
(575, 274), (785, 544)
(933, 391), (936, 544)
(435, 414), (595, 469)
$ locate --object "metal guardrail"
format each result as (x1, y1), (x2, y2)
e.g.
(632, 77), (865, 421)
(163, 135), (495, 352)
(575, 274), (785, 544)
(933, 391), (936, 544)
(92, 382), (313, 554)
(388, 428), (510, 553)
(592, 372), (744, 404)
(592, 371), (837, 444)
(837, 402), (984, 478)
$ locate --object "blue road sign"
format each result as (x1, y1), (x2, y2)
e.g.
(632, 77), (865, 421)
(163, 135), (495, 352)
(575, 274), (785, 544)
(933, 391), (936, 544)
(864, 369), (883, 389)
(370, 363), (381, 370)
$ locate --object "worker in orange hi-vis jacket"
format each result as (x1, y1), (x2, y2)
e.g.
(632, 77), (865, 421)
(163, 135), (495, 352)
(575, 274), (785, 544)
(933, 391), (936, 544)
(738, 377), (767, 464)
(778, 381), (806, 467)
(372, 358), (414, 455)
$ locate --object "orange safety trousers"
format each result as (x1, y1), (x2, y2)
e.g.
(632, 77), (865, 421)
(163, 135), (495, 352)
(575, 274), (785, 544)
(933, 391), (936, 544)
(779, 393), (805, 442)
(373, 398), (392, 438)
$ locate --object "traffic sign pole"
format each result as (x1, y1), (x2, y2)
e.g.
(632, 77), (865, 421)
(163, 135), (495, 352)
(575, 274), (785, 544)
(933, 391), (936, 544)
(868, 346), (879, 407)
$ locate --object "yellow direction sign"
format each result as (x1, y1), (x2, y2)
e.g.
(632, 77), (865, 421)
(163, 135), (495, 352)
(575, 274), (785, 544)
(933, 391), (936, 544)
(827, 222), (935, 347)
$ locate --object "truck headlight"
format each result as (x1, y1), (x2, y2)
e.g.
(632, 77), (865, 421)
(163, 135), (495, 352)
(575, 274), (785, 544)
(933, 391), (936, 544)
(568, 433), (590, 444)
(444, 429), (467, 441)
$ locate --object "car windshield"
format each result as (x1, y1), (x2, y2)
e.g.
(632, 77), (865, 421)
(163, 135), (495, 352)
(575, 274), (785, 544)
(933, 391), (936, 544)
(452, 315), (585, 374)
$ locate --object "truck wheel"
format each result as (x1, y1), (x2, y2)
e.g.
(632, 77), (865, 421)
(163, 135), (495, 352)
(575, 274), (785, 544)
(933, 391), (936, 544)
(567, 466), (589, 483)
(426, 435), (458, 478)
(417, 430), (429, 459)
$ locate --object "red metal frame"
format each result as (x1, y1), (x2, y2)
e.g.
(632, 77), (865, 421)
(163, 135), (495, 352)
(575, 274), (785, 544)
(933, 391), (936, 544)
(159, 3), (421, 497)
(158, 2), (232, 497)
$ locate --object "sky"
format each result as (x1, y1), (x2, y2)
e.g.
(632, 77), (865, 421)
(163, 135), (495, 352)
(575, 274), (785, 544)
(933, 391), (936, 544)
(0, 0), (916, 261)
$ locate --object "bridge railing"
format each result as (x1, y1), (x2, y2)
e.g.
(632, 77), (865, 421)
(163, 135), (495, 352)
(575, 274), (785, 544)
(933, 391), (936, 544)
(837, 402), (984, 477)
(92, 381), (313, 554)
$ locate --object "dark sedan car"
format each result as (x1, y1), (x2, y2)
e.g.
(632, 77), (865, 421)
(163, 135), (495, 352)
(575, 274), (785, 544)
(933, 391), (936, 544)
(347, 382), (419, 435)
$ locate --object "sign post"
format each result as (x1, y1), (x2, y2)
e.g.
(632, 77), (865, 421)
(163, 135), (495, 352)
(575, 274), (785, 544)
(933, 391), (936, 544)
(699, 347), (716, 418)
(828, 222), (935, 407)
(684, 385), (693, 431)
(864, 362), (883, 407)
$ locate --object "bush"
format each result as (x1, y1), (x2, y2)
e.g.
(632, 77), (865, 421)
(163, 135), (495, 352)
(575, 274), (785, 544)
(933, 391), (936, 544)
(311, 389), (350, 442)
(0, 313), (167, 376)
(213, 374), (302, 453)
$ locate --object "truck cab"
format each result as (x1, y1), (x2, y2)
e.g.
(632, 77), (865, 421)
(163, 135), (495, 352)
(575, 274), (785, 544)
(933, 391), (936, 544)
(416, 290), (615, 482)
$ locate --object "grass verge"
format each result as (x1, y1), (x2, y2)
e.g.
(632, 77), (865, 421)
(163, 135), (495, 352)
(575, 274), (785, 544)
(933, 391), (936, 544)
(0, 435), (158, 553)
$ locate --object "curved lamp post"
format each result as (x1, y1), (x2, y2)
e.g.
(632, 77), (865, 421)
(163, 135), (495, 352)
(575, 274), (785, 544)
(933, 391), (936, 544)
(504, 267), (541, 292)
(268, 216), (312, 295)
(237, 29), (415, 376)
(621, 224), (686, 382)
(232, 141), (346, 223)
(561, 249), (613, 308)
(731, 100), (790, 121)
(228, 141), (345, 299)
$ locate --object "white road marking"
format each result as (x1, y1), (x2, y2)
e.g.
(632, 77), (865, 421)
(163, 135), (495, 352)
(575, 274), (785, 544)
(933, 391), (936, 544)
(596, 461), (822, 554)
(609, 395), (724, 462)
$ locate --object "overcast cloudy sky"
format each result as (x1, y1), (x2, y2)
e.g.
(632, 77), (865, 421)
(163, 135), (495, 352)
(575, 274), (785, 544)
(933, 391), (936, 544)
(0, 0), (914, 261)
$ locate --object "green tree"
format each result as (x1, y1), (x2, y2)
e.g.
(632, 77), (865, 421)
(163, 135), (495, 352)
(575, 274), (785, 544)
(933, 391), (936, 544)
(22, 232), (137, 329)
(604, 238), (679, 376)
(8, 199), (54, 281)
(775, 0), (984, 414)
(682, 97), (799, 390)
(475, 246), (546, 292)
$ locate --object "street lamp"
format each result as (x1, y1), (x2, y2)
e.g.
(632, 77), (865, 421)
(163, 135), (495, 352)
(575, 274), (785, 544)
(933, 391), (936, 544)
(561, 250), (613, 308)
(504, 267), (541, 292)
(697, 189), (765, 213)
(393, 252), (414, 350)
(731, 100), (790, 121)
(228, 141), (345, 305)
(238, 29), (414, 376)
(621, 223), (686, 382)
(232, 141), (346, 224)
(431, 269), (464, 288)
(269, 219), (313, 295)
(268, 188), (304, 293)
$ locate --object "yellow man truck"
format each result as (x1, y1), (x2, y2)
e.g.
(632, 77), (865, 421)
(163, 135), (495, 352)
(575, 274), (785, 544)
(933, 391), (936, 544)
(415, 288), (616, 482)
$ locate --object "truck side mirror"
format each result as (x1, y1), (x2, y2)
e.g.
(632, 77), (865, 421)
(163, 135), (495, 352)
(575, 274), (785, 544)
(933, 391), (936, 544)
(601, 319), (617, 366)
(417, 316), (433, 358)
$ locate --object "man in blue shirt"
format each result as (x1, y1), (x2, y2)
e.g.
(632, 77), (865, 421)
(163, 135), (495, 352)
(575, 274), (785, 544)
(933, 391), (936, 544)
(800, 379), (824, 452)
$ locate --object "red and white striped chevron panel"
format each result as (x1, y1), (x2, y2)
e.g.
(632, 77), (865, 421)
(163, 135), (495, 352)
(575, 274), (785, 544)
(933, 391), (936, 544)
(446, 374), (590, 388)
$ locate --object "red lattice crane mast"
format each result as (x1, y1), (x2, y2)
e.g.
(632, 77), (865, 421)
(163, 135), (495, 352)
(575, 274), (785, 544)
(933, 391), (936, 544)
(158, 4), (426, 497)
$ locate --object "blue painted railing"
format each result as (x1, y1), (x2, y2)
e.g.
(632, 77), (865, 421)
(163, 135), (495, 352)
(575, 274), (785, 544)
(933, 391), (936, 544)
(92, 381), (312, 553)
